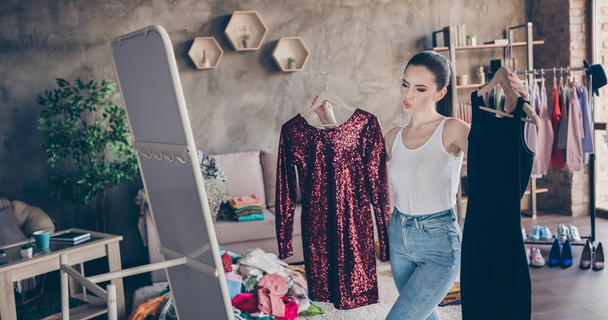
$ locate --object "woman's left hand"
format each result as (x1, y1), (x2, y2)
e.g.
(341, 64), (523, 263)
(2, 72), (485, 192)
(503, 72), (529, 112)
(507, 72), (529, 100)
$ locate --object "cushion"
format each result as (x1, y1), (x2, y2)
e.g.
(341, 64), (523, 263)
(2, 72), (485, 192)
(204, 179), (231, 222)
(0, 205), (26, 246)
(12, 200), (55, 236)
(261, 149), (301, 208)
(213, 151), (267, 204)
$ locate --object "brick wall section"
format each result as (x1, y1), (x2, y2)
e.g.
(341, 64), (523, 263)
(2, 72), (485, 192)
(532, 0), (589, 216)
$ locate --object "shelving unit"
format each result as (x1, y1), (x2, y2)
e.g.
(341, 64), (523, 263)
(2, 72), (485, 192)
(432, 22), (545, 224)
(224, 10), (268, 51)
(271, 37), (310, 72)
(187, 37), (224, 69)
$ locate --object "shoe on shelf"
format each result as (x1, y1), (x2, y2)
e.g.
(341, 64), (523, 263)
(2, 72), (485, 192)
(569, 225), (582, 242)
(521, 226), (527, 242)
(540, 225), (554, 241)
(531, 247), (546, 267)
(560, 239), (573, 268)
(556, 224), (570, 243)
(580, 240), (593, 269)
(548, 239), (562, 267)
(528, 226), (541, 241)
(525, 247), (531, 265)
(593, 242), (604, 271)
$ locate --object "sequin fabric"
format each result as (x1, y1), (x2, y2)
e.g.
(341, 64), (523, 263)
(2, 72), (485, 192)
(276, 108), (391, 310)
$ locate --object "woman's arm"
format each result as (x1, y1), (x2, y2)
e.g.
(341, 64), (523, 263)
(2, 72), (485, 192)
(444, 118), (470, 156)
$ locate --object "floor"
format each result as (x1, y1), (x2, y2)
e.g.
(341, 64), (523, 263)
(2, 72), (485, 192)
(522, 211), (608, 320)
(16, 212), (608, 319)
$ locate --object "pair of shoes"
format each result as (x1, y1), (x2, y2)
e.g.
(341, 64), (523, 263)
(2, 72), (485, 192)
(529, 226), (553, 241)
(580, 241), (605, 270)
(569, 225), (582, 242)
(526, 247), (545, 267)
(521, 226), (527, 242)
(556, 224), (570, 243)
(548, 238), (573, 268)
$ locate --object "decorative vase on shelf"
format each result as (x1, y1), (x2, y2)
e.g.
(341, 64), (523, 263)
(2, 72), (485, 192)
(201, 50), (211, 68)
(287, 59), (296, 70)
(242, 37), (250, 49)
(466, 35), (477, 46)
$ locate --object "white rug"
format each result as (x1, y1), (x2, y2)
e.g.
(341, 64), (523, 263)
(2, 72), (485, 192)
(298, 261), (461, 320)
(133, 261), (462, 319)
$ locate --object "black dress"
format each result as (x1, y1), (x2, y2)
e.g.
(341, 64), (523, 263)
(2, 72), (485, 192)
(461, 92), (534, 320)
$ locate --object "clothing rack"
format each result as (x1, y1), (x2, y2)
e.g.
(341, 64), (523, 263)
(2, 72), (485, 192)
(515, 65), (596, 246)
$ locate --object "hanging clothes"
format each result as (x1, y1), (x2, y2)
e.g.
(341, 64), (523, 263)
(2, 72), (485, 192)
(550, 84), (566, 169)
(461, 92), (533, 320)
(557, 81), (570, 156)
(525, 82), (541, 177)
(537, 78), (554, 175)
(579, 84), (594, 164)
(275, 108), (391, 310)
(566, 81), (584, 172)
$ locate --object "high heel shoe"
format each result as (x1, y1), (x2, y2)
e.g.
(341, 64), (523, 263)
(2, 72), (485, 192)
(548, 238), (562, 267)
(593, 242), (604, 271)
(560, 239), (573, 268)
(580, 240), (592, 269)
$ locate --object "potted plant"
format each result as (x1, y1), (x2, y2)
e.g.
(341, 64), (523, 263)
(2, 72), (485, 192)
(239, 25), (251, 48)
(20, 243), (33, 258)
(466, 34), (478, 46)
(287, 57), (296, 70)
(37, 78), (139, 232)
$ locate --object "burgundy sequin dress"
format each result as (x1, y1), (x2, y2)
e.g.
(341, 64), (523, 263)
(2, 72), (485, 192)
(276, 108), (391, 310)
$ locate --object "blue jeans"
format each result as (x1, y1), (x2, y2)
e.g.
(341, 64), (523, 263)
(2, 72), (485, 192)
(386, 208), (462, 320)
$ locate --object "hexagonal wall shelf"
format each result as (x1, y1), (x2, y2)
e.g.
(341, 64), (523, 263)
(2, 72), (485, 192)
(188, 37), (223, 69)
(271, 37), (310, 72)
(224, 11), (268, 51)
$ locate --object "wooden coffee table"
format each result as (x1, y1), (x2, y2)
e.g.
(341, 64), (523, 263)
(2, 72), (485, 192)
(0, 228), (125, 319)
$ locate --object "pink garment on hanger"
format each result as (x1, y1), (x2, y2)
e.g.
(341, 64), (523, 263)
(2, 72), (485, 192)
(566, 83), (584, 172)
(537, 83), (554, 175)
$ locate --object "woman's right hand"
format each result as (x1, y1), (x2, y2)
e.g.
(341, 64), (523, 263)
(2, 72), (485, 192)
(310, 95), (336, 125)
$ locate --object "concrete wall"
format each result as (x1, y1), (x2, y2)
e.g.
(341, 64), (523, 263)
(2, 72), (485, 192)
(0, 0), (527, 265)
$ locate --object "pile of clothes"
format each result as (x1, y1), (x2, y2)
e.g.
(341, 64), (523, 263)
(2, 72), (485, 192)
(223, 248), (324, 319)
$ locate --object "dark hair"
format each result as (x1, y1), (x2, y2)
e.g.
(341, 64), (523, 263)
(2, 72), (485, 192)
(405, 51), (453, 117)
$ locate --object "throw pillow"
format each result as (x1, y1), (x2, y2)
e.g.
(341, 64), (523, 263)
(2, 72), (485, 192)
(0, 205), (26, 246)
(204, 179), (231, 222)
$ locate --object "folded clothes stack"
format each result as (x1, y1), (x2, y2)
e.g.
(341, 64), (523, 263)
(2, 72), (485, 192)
(225, 194), (265, 222)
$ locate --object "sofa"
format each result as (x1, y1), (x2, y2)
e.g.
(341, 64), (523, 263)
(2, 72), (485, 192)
(145, 149), (304, 283)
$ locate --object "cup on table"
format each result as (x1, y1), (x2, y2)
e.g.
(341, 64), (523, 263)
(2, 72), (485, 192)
(30, 229), (51, 250)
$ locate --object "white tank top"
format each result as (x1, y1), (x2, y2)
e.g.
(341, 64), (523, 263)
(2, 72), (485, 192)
(388, 118), (464, 215)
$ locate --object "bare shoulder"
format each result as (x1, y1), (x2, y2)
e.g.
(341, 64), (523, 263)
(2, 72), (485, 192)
(443, 117), (470, 155)
(384, 126), (401, 142)
(444, 117), (470, 139)
(384, 127), (402, 161)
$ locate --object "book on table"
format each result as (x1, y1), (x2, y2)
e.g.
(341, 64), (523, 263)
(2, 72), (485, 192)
(50, 231), (91, 244)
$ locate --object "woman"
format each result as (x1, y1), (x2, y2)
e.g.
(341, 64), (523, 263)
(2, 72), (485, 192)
(314, 50), (527, 319)
(384, 51), (528, 320)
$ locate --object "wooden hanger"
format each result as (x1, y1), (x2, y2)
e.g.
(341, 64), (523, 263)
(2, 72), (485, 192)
(300, 73), (356, 129)
(300, 90), (356, 117)
(477, 67), (540, 126)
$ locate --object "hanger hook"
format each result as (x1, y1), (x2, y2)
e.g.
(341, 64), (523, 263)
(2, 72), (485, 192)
(504, 43), (513, 63)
